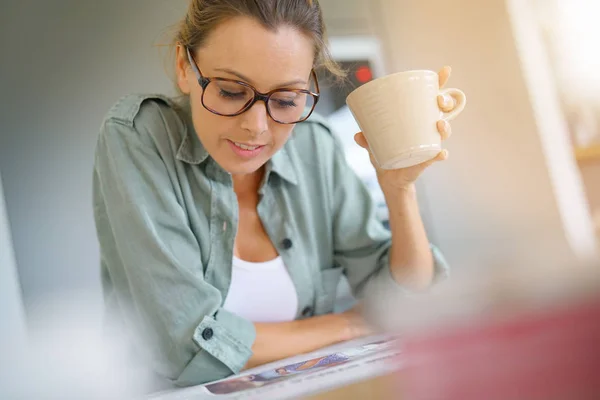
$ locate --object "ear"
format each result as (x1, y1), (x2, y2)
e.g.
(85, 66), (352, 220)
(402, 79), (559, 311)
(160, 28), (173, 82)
(175, 44), (192, 94)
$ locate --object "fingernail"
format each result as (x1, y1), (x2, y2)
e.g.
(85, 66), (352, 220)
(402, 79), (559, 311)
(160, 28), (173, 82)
(436, 120), (445, 132)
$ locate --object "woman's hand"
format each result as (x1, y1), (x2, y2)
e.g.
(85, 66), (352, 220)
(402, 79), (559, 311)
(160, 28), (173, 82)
(354, 66), (458, 193)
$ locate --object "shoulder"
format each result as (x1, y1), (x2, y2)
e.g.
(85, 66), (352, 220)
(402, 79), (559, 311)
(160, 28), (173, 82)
(287, 112), (344, 165)
(98, 93), (188, 150)
(103, 93), (180, 127)
(292, 112), (335, 141)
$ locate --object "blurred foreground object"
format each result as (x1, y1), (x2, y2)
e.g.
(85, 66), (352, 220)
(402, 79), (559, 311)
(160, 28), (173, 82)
(370, 252), (600, 399)
(401, 291), (600, 399)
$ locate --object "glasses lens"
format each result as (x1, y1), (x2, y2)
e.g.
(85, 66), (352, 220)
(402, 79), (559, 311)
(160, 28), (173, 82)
(268, 91), (316, 123)
(203, 80), (254, 115)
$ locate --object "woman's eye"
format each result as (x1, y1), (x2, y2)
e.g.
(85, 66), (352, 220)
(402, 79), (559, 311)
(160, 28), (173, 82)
(272, 99), (297, 108)
(219, 89), (245, 99)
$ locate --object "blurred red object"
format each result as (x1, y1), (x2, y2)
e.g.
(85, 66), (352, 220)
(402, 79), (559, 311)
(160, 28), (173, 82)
(355, 66), (373, 83)
(400, 296), (600, 400)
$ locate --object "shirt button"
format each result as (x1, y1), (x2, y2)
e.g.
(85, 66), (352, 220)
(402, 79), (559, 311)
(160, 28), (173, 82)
(281, 238), (293, 250)
(201, 327), (214, 341)
(302, 306), (313, 317)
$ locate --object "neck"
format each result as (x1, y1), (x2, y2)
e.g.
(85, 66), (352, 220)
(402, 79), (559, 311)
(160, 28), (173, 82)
(232, 166), (265, 198)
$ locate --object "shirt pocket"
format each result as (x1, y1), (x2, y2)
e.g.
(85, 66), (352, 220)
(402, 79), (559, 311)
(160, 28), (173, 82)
(314, 265), (345, 315)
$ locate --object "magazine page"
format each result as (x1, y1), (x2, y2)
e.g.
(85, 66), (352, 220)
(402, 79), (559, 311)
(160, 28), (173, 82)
(146, 334), (402, 400)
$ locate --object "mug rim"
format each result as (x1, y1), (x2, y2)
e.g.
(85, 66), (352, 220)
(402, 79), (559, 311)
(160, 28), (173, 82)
(346, 69), (438, 104)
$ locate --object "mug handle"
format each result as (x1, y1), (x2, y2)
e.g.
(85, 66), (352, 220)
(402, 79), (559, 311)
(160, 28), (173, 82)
(439, 88), (467, 121)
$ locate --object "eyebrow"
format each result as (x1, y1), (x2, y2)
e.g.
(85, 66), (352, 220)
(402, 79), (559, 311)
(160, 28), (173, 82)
(214, 67), (307, 88)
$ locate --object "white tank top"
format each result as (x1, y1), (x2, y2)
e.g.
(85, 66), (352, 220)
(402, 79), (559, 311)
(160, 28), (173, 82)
(222, 256), (299, 323)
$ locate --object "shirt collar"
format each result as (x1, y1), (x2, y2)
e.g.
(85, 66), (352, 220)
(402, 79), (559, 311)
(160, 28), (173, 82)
(175, 99), (298, 186)
(175, 100), (210, 165)
(267, 144), (298, 186)
(176, 130), (210, 165)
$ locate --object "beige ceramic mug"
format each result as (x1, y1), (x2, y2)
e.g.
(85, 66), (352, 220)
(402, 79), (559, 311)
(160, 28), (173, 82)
(346, 70), (466, 169)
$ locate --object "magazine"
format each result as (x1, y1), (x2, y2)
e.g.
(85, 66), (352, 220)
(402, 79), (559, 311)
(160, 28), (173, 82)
(146, 334), (402, 400)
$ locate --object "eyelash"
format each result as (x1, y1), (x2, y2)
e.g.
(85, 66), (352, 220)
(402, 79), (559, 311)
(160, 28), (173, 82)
(272, 99), (297, 108)
(219, 89), (298, 109)
(219, 89), (245, 99)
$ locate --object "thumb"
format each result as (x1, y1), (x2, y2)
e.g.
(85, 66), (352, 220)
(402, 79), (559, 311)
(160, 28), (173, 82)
(354, 132), (369, 149)
(354, 132), (379, 168)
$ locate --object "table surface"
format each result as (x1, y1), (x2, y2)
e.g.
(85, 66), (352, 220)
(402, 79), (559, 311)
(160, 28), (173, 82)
(302, 374), (396, 400)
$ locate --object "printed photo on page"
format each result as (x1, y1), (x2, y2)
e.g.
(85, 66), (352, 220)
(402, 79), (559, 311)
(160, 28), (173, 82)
(204, 337), (399, 395)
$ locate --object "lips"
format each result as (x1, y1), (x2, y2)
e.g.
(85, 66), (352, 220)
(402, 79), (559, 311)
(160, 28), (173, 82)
(226, 139), (266, 159)
(231, 141), (264, 151)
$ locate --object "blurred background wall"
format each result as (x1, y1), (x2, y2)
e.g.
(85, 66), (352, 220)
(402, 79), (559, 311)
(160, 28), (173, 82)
(0, 0), (188, 324)
(0, 0), (598, 331)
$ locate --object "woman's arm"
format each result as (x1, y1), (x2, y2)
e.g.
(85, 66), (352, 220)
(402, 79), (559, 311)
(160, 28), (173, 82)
(353, 66), (458, 291)
(384, 184), (435, 290)
(319, 123), (449, 304)
(245, 307), (369, 369)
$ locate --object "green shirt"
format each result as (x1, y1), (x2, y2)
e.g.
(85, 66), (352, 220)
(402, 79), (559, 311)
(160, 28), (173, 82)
(93, 94), (448, 387)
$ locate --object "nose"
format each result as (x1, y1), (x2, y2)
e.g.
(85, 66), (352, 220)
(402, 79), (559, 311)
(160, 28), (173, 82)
(240, 101), (269, 137)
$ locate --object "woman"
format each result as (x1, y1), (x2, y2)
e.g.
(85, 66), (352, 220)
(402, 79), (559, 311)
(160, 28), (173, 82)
(93, 0), (458, 389)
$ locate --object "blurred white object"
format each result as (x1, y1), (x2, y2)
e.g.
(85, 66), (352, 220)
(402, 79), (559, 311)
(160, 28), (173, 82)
(507, 0), (599, 261)
(327, 106), (373, 179)
(0, 171), (27, 349)
(0, 171), (28, 398)
(545, 0), (600, 101)
(1, 174), (147, 399)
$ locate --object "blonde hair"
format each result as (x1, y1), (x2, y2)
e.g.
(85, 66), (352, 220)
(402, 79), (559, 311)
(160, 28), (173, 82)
(173, 0), (345, 78)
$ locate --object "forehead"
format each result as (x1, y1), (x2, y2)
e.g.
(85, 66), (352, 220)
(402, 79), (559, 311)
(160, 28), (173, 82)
(197, 17), (314, 87)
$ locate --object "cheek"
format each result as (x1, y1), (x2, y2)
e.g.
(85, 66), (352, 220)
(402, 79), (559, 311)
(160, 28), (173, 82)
(268, 123), (294, 148)
(192, 105), (234, 144)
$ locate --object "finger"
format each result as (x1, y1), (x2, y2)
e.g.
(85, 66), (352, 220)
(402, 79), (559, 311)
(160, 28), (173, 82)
(420, 149), (449, 169)
(438, 66), (451, 88)
(354, 132), (369, 149)
(436, 120), (452, 140)
(437, 93), (456, 113)
(435, 149), (449, 161)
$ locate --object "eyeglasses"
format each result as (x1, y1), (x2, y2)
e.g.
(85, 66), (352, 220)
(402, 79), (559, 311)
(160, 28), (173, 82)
(186, 47), (320, 124)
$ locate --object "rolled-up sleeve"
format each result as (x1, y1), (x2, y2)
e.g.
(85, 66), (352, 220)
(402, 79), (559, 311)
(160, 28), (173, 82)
(93, 119), (255, 386)
(328, 134), (449, 299)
